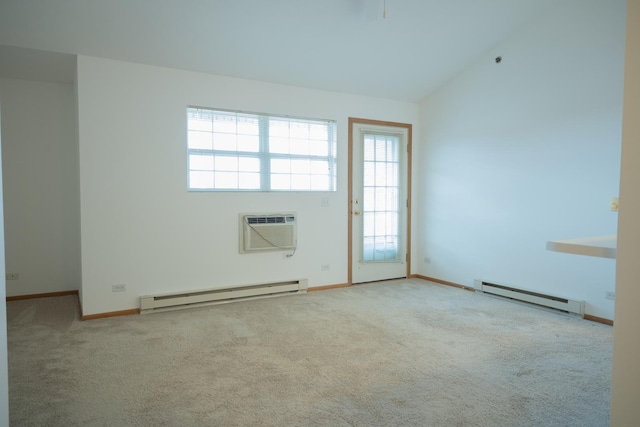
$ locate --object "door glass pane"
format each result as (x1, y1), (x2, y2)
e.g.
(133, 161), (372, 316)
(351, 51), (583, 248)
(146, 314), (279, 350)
(361, 133), (400, 262)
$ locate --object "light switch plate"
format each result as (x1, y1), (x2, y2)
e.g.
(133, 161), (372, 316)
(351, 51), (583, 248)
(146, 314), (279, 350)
(611, 197), (619, 212)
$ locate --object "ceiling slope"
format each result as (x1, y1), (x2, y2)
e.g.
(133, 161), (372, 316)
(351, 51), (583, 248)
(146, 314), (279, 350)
(0, 0), (561, 101)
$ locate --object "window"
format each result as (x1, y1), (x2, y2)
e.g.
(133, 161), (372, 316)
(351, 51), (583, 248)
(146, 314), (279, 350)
(362, 132), (401, 262)
(187, 107), (337, 191)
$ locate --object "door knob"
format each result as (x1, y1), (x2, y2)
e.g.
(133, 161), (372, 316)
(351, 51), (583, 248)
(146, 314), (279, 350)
(353, 210), (361, 216)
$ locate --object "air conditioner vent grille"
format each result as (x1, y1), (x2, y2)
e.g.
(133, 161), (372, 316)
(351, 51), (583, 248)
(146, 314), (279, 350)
(247, 216), (294, 224)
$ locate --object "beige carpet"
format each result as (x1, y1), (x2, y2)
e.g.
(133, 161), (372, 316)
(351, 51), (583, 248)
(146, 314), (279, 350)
(7, 279), (612, 426)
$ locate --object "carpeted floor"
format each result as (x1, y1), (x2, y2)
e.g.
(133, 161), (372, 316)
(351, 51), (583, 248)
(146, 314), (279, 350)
(7, 279), (612, 426)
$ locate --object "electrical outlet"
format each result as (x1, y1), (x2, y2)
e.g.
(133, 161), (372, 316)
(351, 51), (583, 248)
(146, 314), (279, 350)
(112, 284), (126, 292)
(321, 264), (330, 271)
(606, 291), (615, 300)
(6, 273), (19, 280)
(321, 197), (330, 207)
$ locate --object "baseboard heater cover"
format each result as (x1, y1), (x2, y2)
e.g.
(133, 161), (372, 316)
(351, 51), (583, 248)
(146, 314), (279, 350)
(474, 279), (585, 317)
(140, 279), (308, 314)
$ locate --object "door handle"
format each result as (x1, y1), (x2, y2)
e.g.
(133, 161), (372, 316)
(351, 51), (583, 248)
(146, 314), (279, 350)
(353, 210), (361, 216)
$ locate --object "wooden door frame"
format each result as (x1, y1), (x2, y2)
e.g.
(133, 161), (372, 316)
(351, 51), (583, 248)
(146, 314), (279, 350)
(348, 117), (412, 285)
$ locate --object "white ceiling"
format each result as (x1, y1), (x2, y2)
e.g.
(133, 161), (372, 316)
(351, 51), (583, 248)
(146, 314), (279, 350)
(0, 0), (562, 102)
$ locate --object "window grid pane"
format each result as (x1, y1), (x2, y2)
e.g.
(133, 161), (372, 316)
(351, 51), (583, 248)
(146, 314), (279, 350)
(187, 107), (336, 191)
(362, 134), (400, 262)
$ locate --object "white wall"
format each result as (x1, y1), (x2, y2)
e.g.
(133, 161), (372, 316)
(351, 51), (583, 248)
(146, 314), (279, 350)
(76, 56), (419, 316)
(418, 0), (626, 320)
(0, 94), (10, 427)
(611, 0), (640, 423)
(0, 78), (80, 297)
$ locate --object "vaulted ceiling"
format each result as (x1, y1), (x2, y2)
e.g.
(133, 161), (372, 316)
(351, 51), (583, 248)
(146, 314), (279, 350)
(0, 0), (561, 102)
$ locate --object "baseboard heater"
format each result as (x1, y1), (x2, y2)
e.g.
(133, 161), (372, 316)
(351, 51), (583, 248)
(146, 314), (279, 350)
(474, 279), (585, 317)
(140, 279), (308, 314)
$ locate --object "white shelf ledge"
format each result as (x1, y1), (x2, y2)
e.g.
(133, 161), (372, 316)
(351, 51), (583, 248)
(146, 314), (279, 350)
(546, 235), (617, 259)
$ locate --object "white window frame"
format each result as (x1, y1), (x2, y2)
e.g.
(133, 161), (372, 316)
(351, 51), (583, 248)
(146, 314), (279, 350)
(187, 106), (337, 192)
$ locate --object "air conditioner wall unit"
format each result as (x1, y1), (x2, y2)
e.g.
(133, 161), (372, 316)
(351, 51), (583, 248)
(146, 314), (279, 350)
(240, 212), (297, 253)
